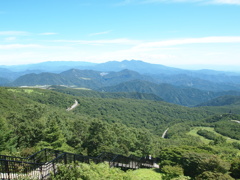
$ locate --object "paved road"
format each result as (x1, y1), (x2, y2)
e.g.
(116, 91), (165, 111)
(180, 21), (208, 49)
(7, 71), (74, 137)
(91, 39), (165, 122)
(66, 100), (78, 111)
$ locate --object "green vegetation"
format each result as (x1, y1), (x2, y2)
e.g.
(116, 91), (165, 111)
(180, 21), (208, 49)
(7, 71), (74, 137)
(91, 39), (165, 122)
(50, 162), (163, 180)
(1, 86), (240, 179)
(50, 85), (163, 101)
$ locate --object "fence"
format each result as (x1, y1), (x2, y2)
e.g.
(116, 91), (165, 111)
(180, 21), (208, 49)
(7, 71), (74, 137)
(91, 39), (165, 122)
(0, 149), (158, 179)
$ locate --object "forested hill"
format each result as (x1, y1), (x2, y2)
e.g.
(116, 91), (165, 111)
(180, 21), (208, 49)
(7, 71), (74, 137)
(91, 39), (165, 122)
(197, 95), (240, 107)
(8, 69), (152, 88)
(2, 86), (240, 179)
(3, 67), (240, 107)
(2, 87), (213, 133)
(0, 87), (214, 156)
(100, 80), (240, 106)
(2, 60), (240, 107)
(50, 85), (163, 101)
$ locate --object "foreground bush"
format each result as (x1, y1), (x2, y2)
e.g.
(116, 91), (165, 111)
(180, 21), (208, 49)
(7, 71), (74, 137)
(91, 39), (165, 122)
(196, 171), (234, 180)
(160, 165), (188, 180)
(50, 162), (130, 180)
(182, 152), (230, 178)
(50, 162), (165, 180)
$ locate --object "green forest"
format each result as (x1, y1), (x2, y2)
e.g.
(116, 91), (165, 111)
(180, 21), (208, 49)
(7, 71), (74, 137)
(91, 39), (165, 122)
(1, 86), (240, 179)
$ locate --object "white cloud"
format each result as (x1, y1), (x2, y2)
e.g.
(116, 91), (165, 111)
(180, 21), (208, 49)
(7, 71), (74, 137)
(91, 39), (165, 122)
(4, 37), (17, 41)
(212, 0), (240, 5)
(1, 36), (240, 67)
(133, 36), (240, 50)
(89, 30), (112, 36)
(0, 31), (29, 36)
(0, 44), (43, 50)
(39, 32), (58, 35)
(51, 38), (141, 45)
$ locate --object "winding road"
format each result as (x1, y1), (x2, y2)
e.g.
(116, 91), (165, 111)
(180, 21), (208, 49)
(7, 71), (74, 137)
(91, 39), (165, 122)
(66, 100), (79, 111)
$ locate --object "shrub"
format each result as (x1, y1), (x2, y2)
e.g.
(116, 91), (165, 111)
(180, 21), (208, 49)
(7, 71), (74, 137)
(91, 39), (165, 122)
(161, 165), (184, 180)
(230, 158), (240, 179)
(182, 152), (230, 178)
(196, 171), (234, 180)
(50, 162), (131, 180)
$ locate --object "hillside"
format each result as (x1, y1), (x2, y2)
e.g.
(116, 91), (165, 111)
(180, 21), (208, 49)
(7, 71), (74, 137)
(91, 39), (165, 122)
(0, 77), (9, 85)
(0, 87), (215, 154)
(100, 80), (240, 106)
(50, 85), (163, 101)
(152, 73), (240, 92)
(2, 60), (240, 91)
(2, 86), (240, 179)
(8, 69), (153, 89)
(9, 87), (213, 133)
(197, 95), (240, 107)
(7, 69), (240, 106)
(2, 60), (240, 107)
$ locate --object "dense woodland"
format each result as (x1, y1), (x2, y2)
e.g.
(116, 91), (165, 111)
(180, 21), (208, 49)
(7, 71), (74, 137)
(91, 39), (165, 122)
(1, 86), (240, 179)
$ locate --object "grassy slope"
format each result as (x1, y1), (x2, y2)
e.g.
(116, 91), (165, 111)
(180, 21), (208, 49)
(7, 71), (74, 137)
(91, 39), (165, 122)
(127, 168), (163, 180)
(187, 126), (240, 144)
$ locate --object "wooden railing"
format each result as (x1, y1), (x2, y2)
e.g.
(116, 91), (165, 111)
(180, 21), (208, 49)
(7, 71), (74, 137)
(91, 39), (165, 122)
(0, 149), (158, 179)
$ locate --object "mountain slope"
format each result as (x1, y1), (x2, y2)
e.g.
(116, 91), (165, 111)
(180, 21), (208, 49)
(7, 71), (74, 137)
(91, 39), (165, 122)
(88, 60), (186, 74)
(2, 60), (240, 92)
(151, 74), (240, 92)
(9, 69), (153, 89)
(0, 77), (10, 85)
(8, 68), (240, 106)
(11, 72), (68, 86)
(50, 85), (163, 101)
(197, 95), (240, 107)
(100, 80), (240, 106)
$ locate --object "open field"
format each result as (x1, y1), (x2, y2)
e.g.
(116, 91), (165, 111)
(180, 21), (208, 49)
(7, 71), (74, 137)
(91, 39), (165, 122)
(187, 126), (240, 144)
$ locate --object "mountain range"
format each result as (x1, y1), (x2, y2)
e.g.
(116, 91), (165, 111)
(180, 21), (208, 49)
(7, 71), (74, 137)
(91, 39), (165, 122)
(1, 60), (240, 106)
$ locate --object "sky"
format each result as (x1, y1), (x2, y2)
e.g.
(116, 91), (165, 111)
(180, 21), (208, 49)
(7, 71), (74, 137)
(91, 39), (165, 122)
(1, 0), (240, 70)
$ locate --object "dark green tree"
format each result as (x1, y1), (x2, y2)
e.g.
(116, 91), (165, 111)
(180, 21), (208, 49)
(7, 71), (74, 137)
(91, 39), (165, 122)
(182, 152), (230, 178)
(230, 158), (240, 179)
(84, 120), (117, 156)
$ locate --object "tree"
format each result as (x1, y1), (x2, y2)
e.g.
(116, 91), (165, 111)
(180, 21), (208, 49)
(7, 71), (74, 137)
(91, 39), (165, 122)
(182, 152), (230, 178)
(36, 119), (73, 152)
(50, 162), (130, 180)
(230, 158), (240, 179)
(161, 165), (184, 180)
(84, 120), (117, 156)
(0, 117), (16, 154)
(196, 171), (234, 180)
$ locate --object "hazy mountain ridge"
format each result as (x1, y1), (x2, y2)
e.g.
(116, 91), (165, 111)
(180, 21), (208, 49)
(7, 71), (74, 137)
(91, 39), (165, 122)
(8, 68), (152, 89)
(0, 77), (10, 85)
(197, 95), (240, 107)
(1, 60), (240, 106)
(1, 60), (240, 83)
(100, 80), (216, 106)
(151, 74), (240, 92)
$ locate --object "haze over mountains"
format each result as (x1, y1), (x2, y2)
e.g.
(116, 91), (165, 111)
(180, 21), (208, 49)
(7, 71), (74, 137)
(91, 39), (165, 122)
(1, 60), (240, 106)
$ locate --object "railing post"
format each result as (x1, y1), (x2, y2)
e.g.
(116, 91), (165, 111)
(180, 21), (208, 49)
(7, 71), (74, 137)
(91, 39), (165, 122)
(55, 151), (58, 159)
(4, 160), (10, 180)
(53, 161), (56, 176)
(40, 164), (43, 180)
(45, 149), (47, 162)
(64, 153), (67, 164)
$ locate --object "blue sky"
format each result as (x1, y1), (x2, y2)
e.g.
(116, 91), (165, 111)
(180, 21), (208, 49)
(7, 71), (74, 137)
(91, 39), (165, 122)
(1, 0), (240, 70)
